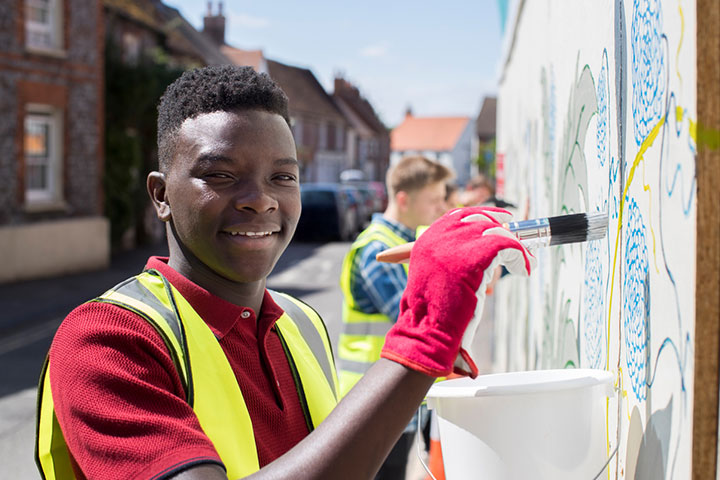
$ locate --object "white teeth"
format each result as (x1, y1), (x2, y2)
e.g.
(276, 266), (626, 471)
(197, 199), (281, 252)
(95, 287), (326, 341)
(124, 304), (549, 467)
(229, 231), (273, 237)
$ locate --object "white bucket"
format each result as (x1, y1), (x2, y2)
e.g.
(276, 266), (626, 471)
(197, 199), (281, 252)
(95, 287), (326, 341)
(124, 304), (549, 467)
(426, 369), (614, 480)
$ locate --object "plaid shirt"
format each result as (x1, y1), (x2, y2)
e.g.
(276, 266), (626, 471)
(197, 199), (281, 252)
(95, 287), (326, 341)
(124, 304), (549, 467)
(349, 214), (415, 322)
(347, 214), (428, 433)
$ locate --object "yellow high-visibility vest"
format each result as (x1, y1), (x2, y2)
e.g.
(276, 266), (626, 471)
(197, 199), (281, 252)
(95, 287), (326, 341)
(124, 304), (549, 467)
(337, 223), (409, 396)
(35, 269), (338, 480)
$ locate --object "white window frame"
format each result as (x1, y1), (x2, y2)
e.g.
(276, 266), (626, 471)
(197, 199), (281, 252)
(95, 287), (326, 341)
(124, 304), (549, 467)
(25, 0), (63, 52)
(24, 105), (64, 207)
(318, 121), (328, 150)
(336, 125), (345, 151)
(122, 31), (141, 64)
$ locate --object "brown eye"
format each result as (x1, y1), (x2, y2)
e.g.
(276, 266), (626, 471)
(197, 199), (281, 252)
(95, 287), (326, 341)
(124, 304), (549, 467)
(274, 173), (297, 183)
(206, 172), (232, 179)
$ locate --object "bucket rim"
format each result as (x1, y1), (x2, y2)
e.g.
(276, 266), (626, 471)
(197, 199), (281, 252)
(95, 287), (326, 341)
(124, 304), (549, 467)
(427, 368), (614, 398)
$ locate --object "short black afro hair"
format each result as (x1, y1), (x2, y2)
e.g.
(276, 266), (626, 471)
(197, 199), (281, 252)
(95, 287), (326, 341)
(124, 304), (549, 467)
(157, 65), (290, 171)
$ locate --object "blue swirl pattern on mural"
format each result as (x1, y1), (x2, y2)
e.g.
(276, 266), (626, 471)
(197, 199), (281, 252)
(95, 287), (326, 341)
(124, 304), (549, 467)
(631, 0), (665, 147)
(596, 59), (609, 168)
(623, 197), (650, 401)
(609, 156), (620, 220)
(583, 237), (606, 369)
(609, 155), (620, 220)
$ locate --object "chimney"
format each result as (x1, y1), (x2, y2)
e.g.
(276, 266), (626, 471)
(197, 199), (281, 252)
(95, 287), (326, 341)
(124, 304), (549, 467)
(203, 1), (226, 46)
(334, 77), (347, 95)
(334, 76), (360, 99)
(405, 106), (413, 118)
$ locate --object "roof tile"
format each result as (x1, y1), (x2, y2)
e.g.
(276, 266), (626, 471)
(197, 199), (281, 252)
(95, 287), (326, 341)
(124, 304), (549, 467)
(391, 115), (470, 151)
(266, 59), (345, 121)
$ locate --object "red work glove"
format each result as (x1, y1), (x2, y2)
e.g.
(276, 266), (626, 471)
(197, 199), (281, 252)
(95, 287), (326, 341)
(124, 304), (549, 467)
(381, 207), (535, 378)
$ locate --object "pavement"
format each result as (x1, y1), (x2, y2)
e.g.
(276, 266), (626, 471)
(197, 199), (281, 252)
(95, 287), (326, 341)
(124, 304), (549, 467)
(0, 242), (170, 338)
(0, 242), (170, 479)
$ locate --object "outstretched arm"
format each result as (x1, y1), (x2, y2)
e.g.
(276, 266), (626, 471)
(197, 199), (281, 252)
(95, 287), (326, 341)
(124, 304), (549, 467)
(252, 359), (434, 480)
(173, 206), (534, 480)
(172, 361), (432, 480)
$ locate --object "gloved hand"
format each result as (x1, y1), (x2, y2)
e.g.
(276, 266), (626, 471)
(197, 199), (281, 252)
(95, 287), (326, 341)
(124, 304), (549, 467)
(381, 206), (535, 378)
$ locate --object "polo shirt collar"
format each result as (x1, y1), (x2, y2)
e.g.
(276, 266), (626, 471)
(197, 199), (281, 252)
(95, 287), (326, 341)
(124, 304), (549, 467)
(144, 257), (284, 339)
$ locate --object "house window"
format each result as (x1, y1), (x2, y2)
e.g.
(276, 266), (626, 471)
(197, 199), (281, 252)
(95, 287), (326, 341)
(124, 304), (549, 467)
(25, 0), (62, 51)
(122, 32), (141, 64)
(24, 108), (63, 205)
(290, 117), (301, 145)
(326, 123), (336, 151)
(302, 121), (318, 149)
(336, 125), (345, 151)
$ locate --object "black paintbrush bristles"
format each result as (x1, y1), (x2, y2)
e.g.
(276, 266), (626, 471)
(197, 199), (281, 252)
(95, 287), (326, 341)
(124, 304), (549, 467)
(547, 212), (607, 246)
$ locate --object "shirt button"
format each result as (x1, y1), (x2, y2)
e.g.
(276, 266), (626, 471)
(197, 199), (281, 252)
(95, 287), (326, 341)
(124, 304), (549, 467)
(241, 311), (251, 319)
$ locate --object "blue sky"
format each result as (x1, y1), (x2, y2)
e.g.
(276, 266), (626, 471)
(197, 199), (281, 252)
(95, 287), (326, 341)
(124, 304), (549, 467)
(165, 1), (505, 127)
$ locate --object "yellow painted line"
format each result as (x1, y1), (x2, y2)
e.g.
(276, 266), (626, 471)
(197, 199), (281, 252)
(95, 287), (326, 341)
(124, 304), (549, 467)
(606, 114), (666, 371)
(676, 2), (685, 87)
(617, 366), (632, 422)
(604, 116), (665, 478)
(642, 159), (660, 273)
(689, 116), (697, 144)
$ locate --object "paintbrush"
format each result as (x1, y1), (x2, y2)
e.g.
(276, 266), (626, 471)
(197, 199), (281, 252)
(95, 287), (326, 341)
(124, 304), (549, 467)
(376, 211), (608, 263)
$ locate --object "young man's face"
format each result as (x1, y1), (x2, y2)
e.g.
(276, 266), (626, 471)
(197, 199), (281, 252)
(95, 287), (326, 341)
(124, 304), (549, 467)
(403, 181), (448, 230)
(162, 109), (300, 284)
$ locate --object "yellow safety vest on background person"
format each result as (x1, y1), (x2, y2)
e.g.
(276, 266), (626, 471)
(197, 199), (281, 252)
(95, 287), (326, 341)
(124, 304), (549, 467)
(35, 269), (339, 480)
(338, 223), (410, 396)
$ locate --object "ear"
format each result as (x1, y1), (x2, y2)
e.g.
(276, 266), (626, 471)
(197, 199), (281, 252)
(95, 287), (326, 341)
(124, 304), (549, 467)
(147, 171), (171, 222)
(395, 190), (409, 212)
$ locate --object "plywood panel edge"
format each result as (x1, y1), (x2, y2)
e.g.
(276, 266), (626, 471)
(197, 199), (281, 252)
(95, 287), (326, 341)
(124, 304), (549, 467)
(692, 0), (720, 478)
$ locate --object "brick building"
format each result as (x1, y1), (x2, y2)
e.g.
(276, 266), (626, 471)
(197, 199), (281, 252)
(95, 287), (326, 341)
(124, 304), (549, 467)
(332, 76), (390, 182)
(265, 59), (349, 183)
(104, 0), (230, 68)
(203, 2), (351, 183)
(0, 0), (108, 283)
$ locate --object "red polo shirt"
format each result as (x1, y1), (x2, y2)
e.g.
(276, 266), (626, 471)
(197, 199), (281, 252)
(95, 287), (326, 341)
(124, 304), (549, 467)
(49, 257), (311, 479)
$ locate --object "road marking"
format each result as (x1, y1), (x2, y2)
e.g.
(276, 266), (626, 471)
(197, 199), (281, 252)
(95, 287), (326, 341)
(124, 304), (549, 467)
(0, 317), (62, 356)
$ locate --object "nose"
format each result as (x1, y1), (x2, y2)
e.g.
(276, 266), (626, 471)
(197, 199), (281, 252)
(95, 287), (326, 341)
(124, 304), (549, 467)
(233, 181), (278, 213)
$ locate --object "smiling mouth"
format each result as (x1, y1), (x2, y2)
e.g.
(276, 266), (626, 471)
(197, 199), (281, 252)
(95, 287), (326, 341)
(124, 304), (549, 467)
(228, 231), (276, 237)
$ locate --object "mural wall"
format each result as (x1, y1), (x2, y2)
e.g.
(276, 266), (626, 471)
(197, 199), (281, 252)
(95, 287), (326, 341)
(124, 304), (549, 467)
(493, 1), (697, 478)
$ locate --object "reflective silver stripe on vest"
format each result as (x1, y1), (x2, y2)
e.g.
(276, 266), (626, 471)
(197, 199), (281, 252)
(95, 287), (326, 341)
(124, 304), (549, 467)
(268, 290), (335, 396)
(341, 322), (393, 336)
(337, 358), (373, 374)
(112, 277), (182, 342)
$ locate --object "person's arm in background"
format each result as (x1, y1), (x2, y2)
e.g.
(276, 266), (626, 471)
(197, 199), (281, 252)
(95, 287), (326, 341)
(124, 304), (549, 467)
(173, 207), (535, 480)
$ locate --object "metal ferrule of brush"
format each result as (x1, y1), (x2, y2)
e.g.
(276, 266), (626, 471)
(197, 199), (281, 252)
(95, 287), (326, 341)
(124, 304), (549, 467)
(506, 218), (552, 244)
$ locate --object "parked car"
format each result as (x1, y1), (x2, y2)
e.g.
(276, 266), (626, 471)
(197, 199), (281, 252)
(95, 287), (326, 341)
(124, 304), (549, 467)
(295, 183), (360, 241)
(366, 181), (388, 212)
(339, 169), (365, 183)
(344, 183), (374, 228)
(340, 179), (388, 222)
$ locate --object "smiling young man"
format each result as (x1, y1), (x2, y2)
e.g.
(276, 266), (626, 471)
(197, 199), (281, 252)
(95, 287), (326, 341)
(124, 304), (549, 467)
(35, 65), (535, 480)
(153, 107), (299, 312)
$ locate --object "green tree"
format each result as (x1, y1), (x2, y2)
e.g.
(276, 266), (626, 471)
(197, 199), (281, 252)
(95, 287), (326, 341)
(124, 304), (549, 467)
(475, 138), (496, 178)
(104, 41), (185, 248)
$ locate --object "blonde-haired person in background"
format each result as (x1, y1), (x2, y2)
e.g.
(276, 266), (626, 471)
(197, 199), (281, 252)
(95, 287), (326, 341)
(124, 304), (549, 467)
(338, 156), (453, 480)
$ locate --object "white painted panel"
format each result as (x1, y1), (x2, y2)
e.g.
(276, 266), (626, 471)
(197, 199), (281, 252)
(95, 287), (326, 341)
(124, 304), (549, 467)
(494, 1), (697, 478)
